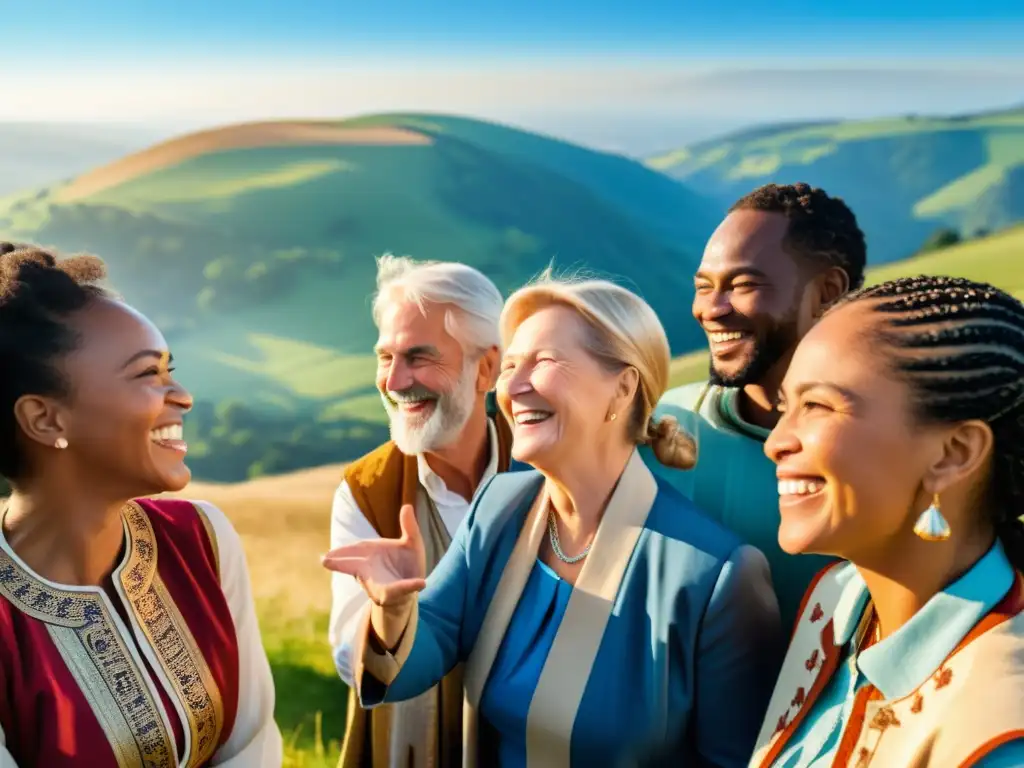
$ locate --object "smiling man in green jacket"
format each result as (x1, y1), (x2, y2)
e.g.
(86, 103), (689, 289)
(645, 182), (867, 629)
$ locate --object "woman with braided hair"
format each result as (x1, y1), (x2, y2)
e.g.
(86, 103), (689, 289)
(323, 276), (783, 766)
(749, 275), (1024, 767)
(0, 243), (282, 765)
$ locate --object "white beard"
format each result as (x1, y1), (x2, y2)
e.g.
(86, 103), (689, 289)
(383, 363), (478, 455)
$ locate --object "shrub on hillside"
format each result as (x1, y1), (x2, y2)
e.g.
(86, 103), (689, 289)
(184, 399), (389, 482)
(919, 227), (962, 253)
(33, 203), (343, 317)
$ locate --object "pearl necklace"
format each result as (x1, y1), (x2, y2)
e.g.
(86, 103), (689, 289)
(547, 508), (592, 564)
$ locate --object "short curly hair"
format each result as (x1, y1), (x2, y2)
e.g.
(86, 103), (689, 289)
(729, 183), (867, 290)
(0, 242), (110, 480)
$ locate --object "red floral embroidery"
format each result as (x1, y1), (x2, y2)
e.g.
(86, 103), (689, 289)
(791, 687), (806, 708)
(934, 667), (953, 689)
(774, 712), (789, 735)
(910, 693), (923, 713)
(870, 707), (902, 731)
(805, 649), (820, 670)
(810, 602), (824, 622)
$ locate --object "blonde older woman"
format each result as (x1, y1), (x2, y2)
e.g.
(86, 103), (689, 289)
(323, 277), (783, 766)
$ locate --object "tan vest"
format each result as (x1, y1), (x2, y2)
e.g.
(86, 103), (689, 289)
(338, 414), (515, 768)
(749, 565), (1024, 768)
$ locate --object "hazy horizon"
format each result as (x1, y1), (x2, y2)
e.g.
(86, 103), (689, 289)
(3, 1), (1023, 191)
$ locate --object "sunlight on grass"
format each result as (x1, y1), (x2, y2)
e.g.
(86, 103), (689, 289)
(668, 348), (709, 389)
(85, 159), (353, 207)
(868, 225), (1024, 293)
(207, 335), (377, 399)
(261, 602), (346, 767)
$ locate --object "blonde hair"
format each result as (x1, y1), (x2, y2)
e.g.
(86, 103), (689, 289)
(500, 273), (696, 470)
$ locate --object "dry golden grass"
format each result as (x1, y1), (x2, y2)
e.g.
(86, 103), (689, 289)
(165, 462), (346, 617)
(58, 122), (432, 201)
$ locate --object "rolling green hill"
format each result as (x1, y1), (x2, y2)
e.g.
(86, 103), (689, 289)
(648, 106), (1024, 264)
(665, 224), (1024, 390)
(0, 114), (718, 480)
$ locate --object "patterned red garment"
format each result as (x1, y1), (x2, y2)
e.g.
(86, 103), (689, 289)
(0, 498), (239, 767)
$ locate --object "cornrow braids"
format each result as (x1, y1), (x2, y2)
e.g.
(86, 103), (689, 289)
(0, 242), (109, 481)
(729, 182), (867, 290)
(835, 275), (1024, 569)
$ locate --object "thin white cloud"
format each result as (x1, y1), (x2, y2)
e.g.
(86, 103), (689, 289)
(2, 61), (1022, 150)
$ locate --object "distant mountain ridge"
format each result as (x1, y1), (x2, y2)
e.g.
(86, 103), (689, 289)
(648, 106), (1024, 264)
(0, 122), (166, 196)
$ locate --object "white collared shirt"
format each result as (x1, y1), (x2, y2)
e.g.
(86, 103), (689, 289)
(327, 419), (500, 684)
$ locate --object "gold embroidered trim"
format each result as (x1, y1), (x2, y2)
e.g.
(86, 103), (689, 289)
(122, 501), (225, 767)
(0, 534), (175, 766)
(191, 502), (221, 579)
(47, 624), (145, 768)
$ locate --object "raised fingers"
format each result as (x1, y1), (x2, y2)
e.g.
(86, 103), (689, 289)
(399, 504), (422, 547)
(319, 554), (366, 576)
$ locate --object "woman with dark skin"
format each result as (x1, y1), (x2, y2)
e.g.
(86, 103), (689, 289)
(749, 275), (1024, 767)
(0, 243), (282, 766)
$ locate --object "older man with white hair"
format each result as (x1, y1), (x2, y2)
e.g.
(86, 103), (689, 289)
(330, 254), (523, 768)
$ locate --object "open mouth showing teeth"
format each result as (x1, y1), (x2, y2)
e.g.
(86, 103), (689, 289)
(150, 424), (187, 453)
(709, 331), (747, 343)
(150, 424), (183, 442)
(514, 410), (553, 425)
(778, 478), (825, 497)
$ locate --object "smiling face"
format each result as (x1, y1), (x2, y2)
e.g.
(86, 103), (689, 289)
(497, 304), (630, 472)
(764, 302), (946, 560)
(21, 297), (195, 497)
(694, 210), (816, 387)
(375, 299), (484, 455)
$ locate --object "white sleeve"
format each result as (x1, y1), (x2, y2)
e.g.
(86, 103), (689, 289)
(193, 500), (284, 767)
(327, 481), (380, 686)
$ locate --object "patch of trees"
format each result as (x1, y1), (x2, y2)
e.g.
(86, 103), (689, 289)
(916, 225), (995, 255)
(183, 399), (388, 481)
(918, 227), (963, 253)
(32, 203), (345, 317)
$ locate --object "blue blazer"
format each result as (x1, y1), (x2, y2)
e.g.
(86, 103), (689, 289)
(356, 450), (784, 766)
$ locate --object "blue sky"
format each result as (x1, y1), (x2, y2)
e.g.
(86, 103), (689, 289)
(3, 1), (1023, 152)
(7, 0), (1024, 62)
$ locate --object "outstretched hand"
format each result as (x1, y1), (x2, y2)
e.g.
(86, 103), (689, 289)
(321, 504), (428, 606)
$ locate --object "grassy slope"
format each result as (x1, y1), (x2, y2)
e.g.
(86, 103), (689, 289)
(168, 468), (347, 766)
(665, 224), (1024, 389)
(0, 116), (714, 427)
(649, 108), (1024, 265)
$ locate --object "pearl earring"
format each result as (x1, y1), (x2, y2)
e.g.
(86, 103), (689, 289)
(913, 493), (951, 541)
(54, 437), (69, 450)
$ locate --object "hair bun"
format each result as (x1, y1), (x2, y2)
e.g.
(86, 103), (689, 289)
(646, 415), (697, 470)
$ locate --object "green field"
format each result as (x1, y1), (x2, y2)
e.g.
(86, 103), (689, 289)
(649, 107), (1024, 265)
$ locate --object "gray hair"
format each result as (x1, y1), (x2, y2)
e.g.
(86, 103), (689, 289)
(371, 253), (503, 353)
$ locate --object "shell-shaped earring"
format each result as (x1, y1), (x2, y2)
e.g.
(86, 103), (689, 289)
(913, 493), (951, 541)
(54, 437), (68, 450)
(607, 412), (617, 422)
